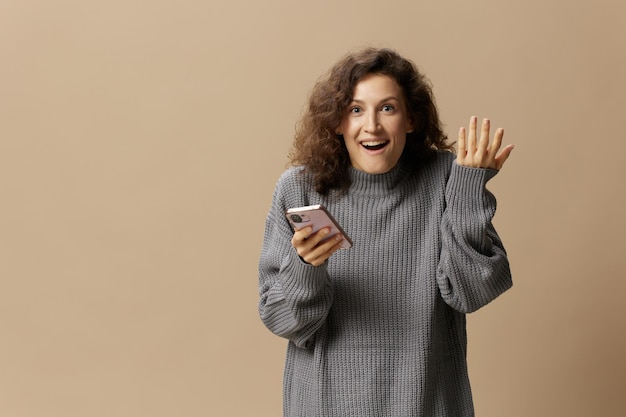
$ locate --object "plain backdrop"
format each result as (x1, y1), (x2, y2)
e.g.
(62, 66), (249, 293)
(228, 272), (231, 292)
(1, 1), (625, 416)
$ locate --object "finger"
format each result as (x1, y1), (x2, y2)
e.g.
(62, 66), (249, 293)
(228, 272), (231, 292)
(307, 227), (332, 246)
(467, 116), (478, 152)
(477, 118), (490, 155)
(291, 226), (313, 245)
(457, 127), (466, 163)
(291, 227), (320, 260)
(494, 144), (514, 170)
(304, 234), (344, 266)
(293, 227), (332, 254)
(487, 127), (504, 160)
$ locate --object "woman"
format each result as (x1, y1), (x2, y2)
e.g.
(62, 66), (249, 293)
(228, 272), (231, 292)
(258, 47), (513, 417)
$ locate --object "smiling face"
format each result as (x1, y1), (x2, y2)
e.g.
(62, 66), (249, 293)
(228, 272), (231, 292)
(338, 73), (414, 174)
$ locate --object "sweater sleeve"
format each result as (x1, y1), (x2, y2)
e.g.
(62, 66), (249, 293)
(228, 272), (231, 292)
(257, 176), (333, 348)
(436, 162), (512, 313)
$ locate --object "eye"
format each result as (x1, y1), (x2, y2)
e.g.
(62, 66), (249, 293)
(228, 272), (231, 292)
(381, 104), (395, 112)
(349, 106), (362, 114)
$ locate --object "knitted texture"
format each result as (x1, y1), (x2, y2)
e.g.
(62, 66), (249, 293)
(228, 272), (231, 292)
(258, 151), (512, 417)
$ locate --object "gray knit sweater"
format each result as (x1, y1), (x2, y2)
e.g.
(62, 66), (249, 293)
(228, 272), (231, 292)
(258, 151), (512, 417)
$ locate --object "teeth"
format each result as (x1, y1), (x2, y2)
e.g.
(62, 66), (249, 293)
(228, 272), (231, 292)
(362, 141), (387, 147)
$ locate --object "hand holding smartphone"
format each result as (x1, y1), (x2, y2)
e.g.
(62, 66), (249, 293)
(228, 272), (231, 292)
(286, 205), (353, 249)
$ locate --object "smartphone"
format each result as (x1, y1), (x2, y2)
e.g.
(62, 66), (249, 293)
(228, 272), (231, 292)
(285, 205), (353, 249)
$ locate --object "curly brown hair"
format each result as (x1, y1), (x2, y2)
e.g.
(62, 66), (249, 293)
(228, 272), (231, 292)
(289, 47), (453, 195)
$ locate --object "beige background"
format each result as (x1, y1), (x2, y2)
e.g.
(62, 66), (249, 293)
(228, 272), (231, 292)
(1, 0), (625, 416)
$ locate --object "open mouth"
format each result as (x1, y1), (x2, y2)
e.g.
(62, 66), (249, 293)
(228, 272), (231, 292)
(361, 140), (389, 151)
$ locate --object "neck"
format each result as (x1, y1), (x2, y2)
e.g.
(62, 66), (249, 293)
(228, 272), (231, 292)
(348, 162), (409, 197)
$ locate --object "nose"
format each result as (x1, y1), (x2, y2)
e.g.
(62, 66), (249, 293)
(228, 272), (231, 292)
(364, 111), (380, 133)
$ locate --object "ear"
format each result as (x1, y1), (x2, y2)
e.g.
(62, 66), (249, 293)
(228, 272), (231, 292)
(406, 118), (415, 133)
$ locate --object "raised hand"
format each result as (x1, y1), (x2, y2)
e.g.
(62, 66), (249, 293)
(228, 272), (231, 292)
(457, 116), (514, 170)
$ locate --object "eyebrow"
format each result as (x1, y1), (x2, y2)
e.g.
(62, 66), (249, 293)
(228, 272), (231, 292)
(350, 96), (401, 104)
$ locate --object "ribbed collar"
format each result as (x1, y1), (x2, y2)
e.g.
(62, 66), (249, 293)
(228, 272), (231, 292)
(348, 161), (411, 198)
